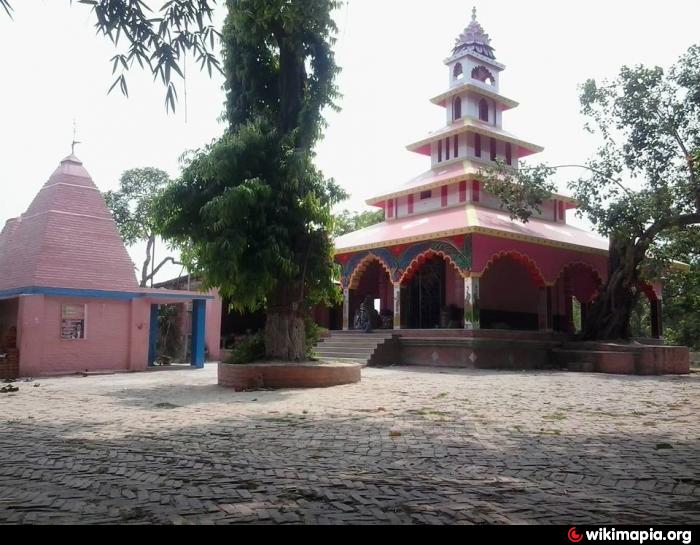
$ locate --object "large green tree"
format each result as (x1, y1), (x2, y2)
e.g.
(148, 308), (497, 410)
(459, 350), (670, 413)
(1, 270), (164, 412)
(483, 45), (700, 341)
(104, 167), (181, 287)
(154, 0), (346, 361)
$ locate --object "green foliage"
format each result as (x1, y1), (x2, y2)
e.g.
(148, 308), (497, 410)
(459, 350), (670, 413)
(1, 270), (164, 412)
(304, 318), (327, 360)
(155, 1), (346, 360)
(105, 167), (171, 245)
(1, 0), (222, 112)
(333, 208), (384, 237)
(481, 45), (700, 340)
(480, 159), (556, 222)
(227, 332), (265, 364)
(105, 167), (181, 287)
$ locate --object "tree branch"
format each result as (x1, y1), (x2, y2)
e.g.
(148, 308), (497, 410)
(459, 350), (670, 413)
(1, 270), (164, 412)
(144, 257), (184, 285)
(518, 164), (634, 197)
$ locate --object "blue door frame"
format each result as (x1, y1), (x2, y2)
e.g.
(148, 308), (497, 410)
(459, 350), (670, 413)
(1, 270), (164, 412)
(191, 299), (206, 368)
(148, 304), (159, 367)
(148, 301), (205, 369)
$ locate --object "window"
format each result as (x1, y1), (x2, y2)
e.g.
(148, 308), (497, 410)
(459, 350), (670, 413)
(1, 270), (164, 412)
(387, 199), (394, 219)
(490, 138), (497, 161)
(438, 140), (442, 162)
(471, 65), (495, 85)
(441, 186), (448, 207)
(453, 135), (459, 158)
(472, 180), (480, 203)
(420, 190), (432, 200)
(453, 96), (462, 120)
(408, 194), (414, 214)
(506, 142), (512, 165)
(479, 99), (489, 122)
(61, 304), (86, 340)
(453, 63), (463, 80)
(459, 181), (467, 203)
(474, 134), (482, 158)
(445, 138), (450, 161)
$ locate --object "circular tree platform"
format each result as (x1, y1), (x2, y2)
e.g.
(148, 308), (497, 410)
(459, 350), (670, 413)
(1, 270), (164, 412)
(218, 361), (361, 391)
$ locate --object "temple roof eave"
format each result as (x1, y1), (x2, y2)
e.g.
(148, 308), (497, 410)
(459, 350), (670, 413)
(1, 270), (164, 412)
(430, 82), (519, 110)
(334, 205), (607, 257)
(334, 225), (608, 258)
(365, 159), (578, 207)
(406, 118), (544, 156)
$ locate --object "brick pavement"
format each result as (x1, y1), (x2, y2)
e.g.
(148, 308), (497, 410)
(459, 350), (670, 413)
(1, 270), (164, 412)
(0, 364), (698, 524)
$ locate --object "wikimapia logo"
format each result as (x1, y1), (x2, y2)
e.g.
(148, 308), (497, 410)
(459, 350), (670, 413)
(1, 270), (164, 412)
(568, 527), (693, 544)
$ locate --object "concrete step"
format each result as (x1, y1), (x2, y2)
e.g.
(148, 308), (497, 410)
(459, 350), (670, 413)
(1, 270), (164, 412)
(316, 356), (369, 364)
(317, 340), (385, 349)
(315, 349), (376, 359)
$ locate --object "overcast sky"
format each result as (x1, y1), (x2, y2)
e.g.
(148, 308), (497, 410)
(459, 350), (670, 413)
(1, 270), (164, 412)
(1, 0), (698, 284)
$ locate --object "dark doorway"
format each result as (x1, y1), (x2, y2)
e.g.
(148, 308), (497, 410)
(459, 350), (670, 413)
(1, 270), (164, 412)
(407, 256), (446, 329)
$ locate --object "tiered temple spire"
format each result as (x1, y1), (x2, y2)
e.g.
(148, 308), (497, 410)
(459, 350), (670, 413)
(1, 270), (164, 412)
(452, 7), (496, 60)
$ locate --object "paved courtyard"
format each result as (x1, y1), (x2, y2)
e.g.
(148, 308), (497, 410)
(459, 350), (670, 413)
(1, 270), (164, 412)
(0, 364), (698, 525)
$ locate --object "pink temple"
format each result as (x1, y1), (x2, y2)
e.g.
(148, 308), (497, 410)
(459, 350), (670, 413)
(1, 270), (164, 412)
(333, 11), (664, 339)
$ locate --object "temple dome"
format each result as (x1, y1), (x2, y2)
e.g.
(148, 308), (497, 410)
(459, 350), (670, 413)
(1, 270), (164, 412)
(453, 7), (496, 60)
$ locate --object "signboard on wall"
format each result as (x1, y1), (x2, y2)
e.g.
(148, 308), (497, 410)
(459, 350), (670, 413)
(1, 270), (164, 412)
(61, 304), (86, 340)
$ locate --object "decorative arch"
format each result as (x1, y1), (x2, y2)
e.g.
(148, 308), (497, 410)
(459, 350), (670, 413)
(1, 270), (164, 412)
(453, 96), (462, 120)
(398, 240), (470, 285)
(346, 252), (395, 290)
(638, 281), (659, 302)
(471, 65), (495, 85)
(554, 262), (604, 304)
(453, 63), (464, 80)
(480, 251), (546, 288)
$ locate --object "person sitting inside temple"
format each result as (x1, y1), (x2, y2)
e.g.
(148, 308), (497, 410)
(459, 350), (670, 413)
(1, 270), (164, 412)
(354, 295), (376, 333)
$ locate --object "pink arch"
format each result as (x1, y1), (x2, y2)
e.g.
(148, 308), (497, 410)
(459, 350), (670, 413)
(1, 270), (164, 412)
(480, 251), (546, 288)
(399, 249), (464, 286)
(348, 253), (393, 290)
(555, 262), (604, 304)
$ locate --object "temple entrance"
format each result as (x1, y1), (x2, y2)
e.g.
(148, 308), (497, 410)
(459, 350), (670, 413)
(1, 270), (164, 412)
(407, 255), (446, 329)
(479, 254), (541, 330)
(348, 258), (394, 330)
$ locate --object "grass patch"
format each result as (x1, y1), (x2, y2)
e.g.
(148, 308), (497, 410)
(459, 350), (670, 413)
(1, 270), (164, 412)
(154, 402), (180, 410)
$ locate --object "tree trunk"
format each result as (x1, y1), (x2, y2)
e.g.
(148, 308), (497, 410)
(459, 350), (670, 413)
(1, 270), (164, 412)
(264, 290), (306, 361)
(582, 237), (644, 341)
(140, 234), (155, 288)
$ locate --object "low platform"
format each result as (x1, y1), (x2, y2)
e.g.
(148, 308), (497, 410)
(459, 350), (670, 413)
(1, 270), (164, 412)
(317, 330), (690, 375)
(218, 361), (362, 392)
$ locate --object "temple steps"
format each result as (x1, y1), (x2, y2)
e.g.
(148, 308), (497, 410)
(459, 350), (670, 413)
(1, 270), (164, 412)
(313, 332), (396, 366)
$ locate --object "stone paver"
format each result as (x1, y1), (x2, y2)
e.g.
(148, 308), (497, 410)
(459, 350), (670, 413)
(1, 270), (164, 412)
(0, 364), (699, 524)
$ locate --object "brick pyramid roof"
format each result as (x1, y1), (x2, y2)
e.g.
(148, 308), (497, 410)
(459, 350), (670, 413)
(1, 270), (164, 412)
(0, 155), (139, 292)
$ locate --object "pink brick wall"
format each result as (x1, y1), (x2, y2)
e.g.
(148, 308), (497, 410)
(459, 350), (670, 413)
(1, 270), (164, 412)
(17, 295), (151, 377)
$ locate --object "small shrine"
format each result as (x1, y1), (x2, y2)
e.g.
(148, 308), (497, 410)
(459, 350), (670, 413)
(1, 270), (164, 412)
(0, 154), (220, 378)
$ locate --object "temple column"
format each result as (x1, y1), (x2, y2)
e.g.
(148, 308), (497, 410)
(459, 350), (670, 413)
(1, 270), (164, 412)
(342, 287), (350, 331)
(650, 299), (663, 339)
(564, 275), (575, 334)
(393, 284), (402, 330)
(538, 286), (553, 332)
(464, 276), (480, 330)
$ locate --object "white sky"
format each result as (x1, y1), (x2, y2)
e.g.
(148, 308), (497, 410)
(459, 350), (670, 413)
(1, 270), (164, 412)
(1, 0), (698, 284)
